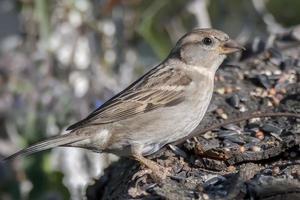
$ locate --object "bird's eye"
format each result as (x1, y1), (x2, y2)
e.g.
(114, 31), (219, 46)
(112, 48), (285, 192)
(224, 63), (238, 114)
(202, 37), (213, 46)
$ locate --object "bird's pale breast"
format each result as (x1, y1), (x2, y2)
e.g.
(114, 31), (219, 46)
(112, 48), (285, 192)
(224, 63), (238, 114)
(105, 68), (215, 156)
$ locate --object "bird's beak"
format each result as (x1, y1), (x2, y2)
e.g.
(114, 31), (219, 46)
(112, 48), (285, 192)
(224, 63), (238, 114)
(220, 39), (245, 54)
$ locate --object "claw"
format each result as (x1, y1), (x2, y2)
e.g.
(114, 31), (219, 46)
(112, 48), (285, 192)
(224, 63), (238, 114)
(132, 168), (152, 181)
(132, 153), (172, 182)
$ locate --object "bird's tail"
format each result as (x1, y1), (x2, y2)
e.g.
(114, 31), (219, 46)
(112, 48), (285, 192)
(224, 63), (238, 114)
(3, 133), (87, 162)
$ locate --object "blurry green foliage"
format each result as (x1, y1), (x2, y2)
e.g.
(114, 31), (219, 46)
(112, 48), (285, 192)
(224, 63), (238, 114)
(138, 0), (194, 59)
(267, 0), (300, 26)
(25, 156), (70, 200)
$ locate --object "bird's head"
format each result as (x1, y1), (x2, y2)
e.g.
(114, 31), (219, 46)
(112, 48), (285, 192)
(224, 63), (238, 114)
(171, 28), (244, 71)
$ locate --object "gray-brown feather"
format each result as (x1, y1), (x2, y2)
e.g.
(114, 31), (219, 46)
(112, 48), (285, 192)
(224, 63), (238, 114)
(67, 64), (192, 130)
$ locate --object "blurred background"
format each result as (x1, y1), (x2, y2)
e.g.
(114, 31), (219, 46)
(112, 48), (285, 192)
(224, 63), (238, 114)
(0, 0), (299, 199)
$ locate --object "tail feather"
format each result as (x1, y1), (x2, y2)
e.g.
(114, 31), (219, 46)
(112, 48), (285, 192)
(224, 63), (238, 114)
(3, 133), (86, 162)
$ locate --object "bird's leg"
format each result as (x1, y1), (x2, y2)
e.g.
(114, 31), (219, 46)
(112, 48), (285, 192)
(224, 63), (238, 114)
(132, 153), (171, 182)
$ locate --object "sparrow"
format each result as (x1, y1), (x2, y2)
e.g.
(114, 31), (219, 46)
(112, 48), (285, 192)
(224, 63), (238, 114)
(4, 28), (244, 181)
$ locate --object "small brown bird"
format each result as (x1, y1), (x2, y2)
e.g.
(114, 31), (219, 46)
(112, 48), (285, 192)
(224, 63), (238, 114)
(4, 28), (243, 180)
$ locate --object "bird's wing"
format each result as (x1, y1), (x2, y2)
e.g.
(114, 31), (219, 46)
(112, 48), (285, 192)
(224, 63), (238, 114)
(66, 64), (192, 131)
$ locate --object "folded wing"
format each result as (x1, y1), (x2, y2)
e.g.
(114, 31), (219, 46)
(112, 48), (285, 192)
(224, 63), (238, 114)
(67, 64), (192, 130)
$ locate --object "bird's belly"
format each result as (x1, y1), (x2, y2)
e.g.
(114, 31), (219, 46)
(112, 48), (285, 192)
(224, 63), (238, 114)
(108, 94), (212, 155)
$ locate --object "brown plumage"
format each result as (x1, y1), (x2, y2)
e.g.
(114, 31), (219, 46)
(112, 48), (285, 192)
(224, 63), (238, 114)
(67, 66), (191, 129)
(4, 28), (244, 181)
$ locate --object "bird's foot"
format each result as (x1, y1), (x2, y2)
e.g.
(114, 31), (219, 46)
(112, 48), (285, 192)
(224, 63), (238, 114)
(132, 163), (172, 183)
(132, 168), (152, 181)
(133, 154), (172, 182)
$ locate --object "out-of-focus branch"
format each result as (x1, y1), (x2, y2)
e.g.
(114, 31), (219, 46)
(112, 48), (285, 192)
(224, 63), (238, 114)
(251, 0), (285, 34)
(187, 0), (211, 28)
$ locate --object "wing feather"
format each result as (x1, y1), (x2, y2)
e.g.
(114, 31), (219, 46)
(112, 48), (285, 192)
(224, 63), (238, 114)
(67, 64), (192, 131)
